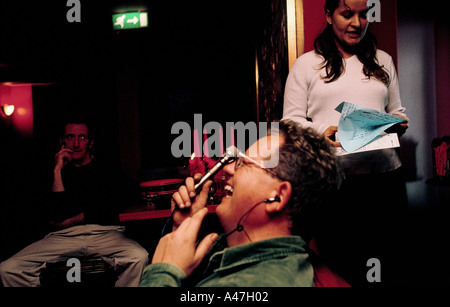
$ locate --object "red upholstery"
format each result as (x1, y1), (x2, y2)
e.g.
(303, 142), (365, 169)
(308, 239), (351, 287)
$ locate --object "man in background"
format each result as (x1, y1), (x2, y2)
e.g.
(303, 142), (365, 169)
(0, 116), (148, 287)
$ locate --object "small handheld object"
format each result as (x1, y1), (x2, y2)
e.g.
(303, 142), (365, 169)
(194, 146), (239, 192)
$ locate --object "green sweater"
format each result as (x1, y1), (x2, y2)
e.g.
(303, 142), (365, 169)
(139, 235), (314, 287)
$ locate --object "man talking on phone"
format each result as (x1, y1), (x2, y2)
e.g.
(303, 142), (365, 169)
(0, 116), (148, 287)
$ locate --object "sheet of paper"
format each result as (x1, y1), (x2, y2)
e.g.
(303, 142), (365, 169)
(335, 133), (400, 156)
(335, 102), (406, 153)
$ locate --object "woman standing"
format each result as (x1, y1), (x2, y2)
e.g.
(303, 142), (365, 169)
(283, 0), (409, 287)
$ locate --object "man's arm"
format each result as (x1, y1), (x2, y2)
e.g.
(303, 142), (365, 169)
(139, 263), (186, 287)
(49, 212), (85, 228)
(52, 145), (73, 192)
(52, 168), (65, 192)
(140, 208), (218, 287)
(47, 145), (83, 227)
(139, 177), (216, 287)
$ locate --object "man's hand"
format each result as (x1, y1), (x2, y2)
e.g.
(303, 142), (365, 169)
(171, 173), (213, 231)
(152, 208), (219, 277)
(52, 145), (73, 192)
(54, 145), (73, 172)
(322, 126), (341, 147)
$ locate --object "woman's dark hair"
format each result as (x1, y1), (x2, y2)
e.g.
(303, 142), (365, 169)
(314, 0), (390, 85)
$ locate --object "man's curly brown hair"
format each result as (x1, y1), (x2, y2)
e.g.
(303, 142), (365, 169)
(268, 120), (344, 241)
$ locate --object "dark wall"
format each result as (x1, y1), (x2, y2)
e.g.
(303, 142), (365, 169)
(0, 0), (276, 171)
(0, 0), (278, 258)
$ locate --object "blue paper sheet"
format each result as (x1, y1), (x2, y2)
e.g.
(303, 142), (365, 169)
(335, 102), (406, 153)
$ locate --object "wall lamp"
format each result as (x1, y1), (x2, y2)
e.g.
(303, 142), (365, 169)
(1, 104), (15, 117)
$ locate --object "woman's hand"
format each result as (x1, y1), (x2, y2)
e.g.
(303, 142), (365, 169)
(385, 114), (409, 137)
(322, 126), (341, 147)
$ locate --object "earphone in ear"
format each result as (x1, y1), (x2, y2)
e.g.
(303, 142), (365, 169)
(264, 195), (281, 203)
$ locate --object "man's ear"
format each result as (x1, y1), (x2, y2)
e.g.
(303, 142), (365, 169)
(265, 181), (292, 214)
(88, 138), (94, 149)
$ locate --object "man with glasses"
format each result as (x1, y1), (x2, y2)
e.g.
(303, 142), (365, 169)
(0, 117), (149, 287)
(140, 120), (343, 287)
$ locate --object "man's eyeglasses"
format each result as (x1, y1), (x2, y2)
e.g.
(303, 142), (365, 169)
(234, 151), (282, 180)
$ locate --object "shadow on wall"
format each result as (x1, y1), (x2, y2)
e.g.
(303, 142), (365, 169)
(399, 137), (418, 182)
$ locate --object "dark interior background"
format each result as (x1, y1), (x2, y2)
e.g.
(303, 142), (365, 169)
(0, 1), (448, 287)
(0, 0), (284, 260)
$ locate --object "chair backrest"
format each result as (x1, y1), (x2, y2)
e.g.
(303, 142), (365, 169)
(308, 239), (351, 287)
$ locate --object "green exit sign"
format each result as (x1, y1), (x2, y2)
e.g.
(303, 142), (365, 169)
(112, 12), (148, 30)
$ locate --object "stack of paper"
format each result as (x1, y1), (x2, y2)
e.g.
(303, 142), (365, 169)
(335, 102), (406, 154)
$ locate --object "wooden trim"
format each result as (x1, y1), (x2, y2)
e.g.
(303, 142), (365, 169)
(295, 0), (305, 58)
(287, 0), (305, 70)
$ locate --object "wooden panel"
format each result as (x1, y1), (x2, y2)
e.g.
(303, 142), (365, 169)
(256, 0), (289, 122)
